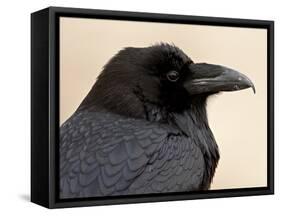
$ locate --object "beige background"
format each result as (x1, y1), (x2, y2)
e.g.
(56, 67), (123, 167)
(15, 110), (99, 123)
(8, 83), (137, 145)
(60, 17), (267, 190)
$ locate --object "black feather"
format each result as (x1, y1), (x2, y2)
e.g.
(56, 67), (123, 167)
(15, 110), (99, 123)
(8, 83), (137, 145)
(60, 43), (220, 198)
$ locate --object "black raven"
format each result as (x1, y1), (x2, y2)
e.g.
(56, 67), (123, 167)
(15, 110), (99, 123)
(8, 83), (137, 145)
(60, 43), (255, 198)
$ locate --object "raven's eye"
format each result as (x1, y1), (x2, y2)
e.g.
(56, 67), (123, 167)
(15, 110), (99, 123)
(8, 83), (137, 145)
(167, 71), (179, 82)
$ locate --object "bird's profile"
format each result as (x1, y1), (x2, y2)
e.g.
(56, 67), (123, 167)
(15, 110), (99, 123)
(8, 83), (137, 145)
(60, 43), (255, 198)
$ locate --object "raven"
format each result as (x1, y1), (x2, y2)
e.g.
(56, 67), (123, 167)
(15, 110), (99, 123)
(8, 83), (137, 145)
(60, 43), (255, 198)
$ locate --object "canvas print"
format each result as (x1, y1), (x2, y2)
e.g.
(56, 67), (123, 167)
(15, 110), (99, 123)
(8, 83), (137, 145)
(59, 17), (267, 199)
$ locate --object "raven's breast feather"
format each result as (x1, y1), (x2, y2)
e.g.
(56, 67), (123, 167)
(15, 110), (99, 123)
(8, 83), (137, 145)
(60, 110), (205, 198)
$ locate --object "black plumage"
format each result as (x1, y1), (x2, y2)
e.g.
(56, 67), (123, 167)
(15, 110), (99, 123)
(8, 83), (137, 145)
(60, 43), (255, 198)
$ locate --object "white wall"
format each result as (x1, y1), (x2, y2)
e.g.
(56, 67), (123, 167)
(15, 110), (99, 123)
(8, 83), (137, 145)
(0, 0), (279, 215)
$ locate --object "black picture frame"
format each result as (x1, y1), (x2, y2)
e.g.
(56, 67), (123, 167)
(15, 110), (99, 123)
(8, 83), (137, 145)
(31, 6), (274, 209)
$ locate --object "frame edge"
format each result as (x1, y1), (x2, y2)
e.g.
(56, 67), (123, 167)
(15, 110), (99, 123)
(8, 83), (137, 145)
(31, 8), (51, 208)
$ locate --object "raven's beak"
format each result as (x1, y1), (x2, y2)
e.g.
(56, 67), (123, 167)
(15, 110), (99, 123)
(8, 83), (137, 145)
(184, 63), (256, 95)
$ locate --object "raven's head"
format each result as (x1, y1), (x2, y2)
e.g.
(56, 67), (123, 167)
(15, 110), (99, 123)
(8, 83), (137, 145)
(79, 43), (255, 120)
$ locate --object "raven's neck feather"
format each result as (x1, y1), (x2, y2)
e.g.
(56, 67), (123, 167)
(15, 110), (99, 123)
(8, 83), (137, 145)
(79, 86), (219, 189)
(144, 98), (220, 189)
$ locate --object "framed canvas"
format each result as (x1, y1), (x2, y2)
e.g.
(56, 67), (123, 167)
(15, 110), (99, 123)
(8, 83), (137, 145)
(31, 6), (274, 208)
